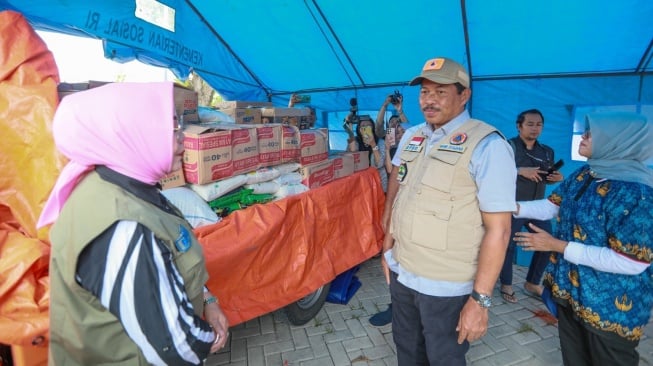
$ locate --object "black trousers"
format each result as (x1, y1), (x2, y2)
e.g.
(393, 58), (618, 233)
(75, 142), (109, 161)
(558, 304), (639, 366)
(390, 272), (469, 366)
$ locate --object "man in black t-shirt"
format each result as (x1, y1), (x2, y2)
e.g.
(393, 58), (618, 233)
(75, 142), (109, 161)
(499, 109), (563, 303)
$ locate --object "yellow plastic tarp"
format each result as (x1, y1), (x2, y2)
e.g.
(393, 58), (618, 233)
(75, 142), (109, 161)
(0, 10), (63, 347)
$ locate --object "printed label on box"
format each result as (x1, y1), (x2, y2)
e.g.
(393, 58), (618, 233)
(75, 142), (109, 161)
(300, 160), (334, 189)
(281, 125), (301, 163)
(255, 124), (282, 167)
(299, 129), (328, 165)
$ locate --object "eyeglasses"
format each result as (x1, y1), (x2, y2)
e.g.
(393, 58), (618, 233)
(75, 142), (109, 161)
(581, 130), (591, 139)
(174, 116), (182, 132)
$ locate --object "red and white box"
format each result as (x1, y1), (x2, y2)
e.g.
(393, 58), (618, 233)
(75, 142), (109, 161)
(281, 125), (301, 163)
(254, 123), (282, 168)
(341, 151), (370, 172)
(329, 153), (355, 180)
(218, 124), (260, 175)
(300, 159), (334, 189)
(182, 124), (233, 184)
(299, 128), (329, 165)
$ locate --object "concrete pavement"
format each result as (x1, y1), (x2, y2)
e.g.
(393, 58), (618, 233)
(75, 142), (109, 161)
(206, 259), (653, 365)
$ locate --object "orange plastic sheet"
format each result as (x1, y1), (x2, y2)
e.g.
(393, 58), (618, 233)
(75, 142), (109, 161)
(195, 168), (385, 326)
(0, 11), (63, 347)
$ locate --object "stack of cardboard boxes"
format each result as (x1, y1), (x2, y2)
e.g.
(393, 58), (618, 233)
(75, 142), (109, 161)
(164, 97), (367, 191)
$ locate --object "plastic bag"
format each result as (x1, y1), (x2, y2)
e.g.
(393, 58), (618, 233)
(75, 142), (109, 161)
(161, 187), (221, 228)
(0, 10), (61, 347)
(189, 175), (248, 201)
(244, 181), (280, 194)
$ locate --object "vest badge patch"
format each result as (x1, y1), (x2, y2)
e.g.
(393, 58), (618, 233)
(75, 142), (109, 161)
(438, 144), (466, 153)
(175, 225), (192, 252)
(397, 163), (408, 182)
(450, 132), (467, 145)
(404, 136), (425, 153)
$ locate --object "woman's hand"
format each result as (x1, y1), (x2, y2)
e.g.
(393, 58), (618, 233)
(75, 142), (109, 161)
(546, 171), (564, 182)
(363, 134), (375, 148)
(514, 223), (568, 253)
(343, 121), (355, 136)
(204, 299), (229, 353)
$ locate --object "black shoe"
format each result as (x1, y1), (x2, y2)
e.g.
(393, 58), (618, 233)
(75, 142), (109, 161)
(369, 304), (392, 326)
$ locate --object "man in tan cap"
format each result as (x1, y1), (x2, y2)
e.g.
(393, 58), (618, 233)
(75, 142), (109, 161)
(380, 57), (517, 365)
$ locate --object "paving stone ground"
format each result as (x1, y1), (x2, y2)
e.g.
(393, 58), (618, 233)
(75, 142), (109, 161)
(206, 259), (653, 366)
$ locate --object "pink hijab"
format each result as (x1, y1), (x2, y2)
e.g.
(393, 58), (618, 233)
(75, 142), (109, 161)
(37, 82), (176, 228)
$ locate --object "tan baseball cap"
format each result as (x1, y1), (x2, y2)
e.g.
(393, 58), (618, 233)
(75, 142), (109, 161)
(408, 57), (470, 88)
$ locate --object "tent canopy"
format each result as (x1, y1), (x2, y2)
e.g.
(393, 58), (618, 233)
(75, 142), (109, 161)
(2, 0), (652, 171)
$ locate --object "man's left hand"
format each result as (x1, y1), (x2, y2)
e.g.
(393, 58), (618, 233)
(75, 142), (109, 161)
(456, 298), (489, 344)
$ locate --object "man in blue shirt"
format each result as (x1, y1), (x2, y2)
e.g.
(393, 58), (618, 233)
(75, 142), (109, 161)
(381, 57), (516, 365)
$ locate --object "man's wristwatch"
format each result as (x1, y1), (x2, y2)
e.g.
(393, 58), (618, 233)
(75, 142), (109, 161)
(471, 290), (492, 308)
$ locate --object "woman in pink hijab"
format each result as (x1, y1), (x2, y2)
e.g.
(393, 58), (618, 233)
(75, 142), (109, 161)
(40, 82), (229, 365)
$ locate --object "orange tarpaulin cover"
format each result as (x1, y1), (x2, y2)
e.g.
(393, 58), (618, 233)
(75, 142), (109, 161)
(195, 167), (385, 326)
(0, 10), (62, 348)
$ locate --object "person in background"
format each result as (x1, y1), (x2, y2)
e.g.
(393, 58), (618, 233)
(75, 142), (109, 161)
(344, 116), (387, 191)
(369, 98), (409, 327)
(288, 92), (317, 128)
(513, 111), (653, 366)
(384, 118), (407, 176)
(374, 92), (409, 138)
(381, 57), (516, 365)
(38, 82), (229, 365)
(499, 109), (563, 303)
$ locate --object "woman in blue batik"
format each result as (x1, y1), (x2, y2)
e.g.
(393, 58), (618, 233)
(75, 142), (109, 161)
(512, 111), (653, 366)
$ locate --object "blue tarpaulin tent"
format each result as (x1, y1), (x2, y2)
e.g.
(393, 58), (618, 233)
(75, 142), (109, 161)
(2, 0), (652, 174)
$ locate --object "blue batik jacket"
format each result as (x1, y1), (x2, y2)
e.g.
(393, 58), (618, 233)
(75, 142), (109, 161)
(544, 165), (653, 342)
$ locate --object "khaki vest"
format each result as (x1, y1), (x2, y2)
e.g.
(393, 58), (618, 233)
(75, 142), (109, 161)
(391, 120), (498, 282)
(48, 171), (208, 365)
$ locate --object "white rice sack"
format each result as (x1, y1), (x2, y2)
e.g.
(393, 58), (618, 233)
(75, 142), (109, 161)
(244, 181), (280, 194)
(189, 174), (248, 201)
(161, 187), (221, 228)
(273, 172), (303, 186)
(274, 183), (309, 200)
(245, 167), (280, 185)
(274, 163), (301, 175)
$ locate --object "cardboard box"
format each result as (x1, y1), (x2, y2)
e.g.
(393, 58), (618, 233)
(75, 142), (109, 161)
(342, 151), (370, 172)
(217, 124), (260, 175)
(218, 100), (273, 109)
(182, 124), (233, 184)
(329, 153), (355, 180)
(299, 128), (329, 165)
(254, 123), (282, 167)
(159, 169), (186, 190)
(174, 85), (199, 123)
(300, 159), (334, 189)
(281, 125), (301, 163)
(221, 107), (262, 124)
(261, 107), (310, 128)
(57, 80), (111, 100)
